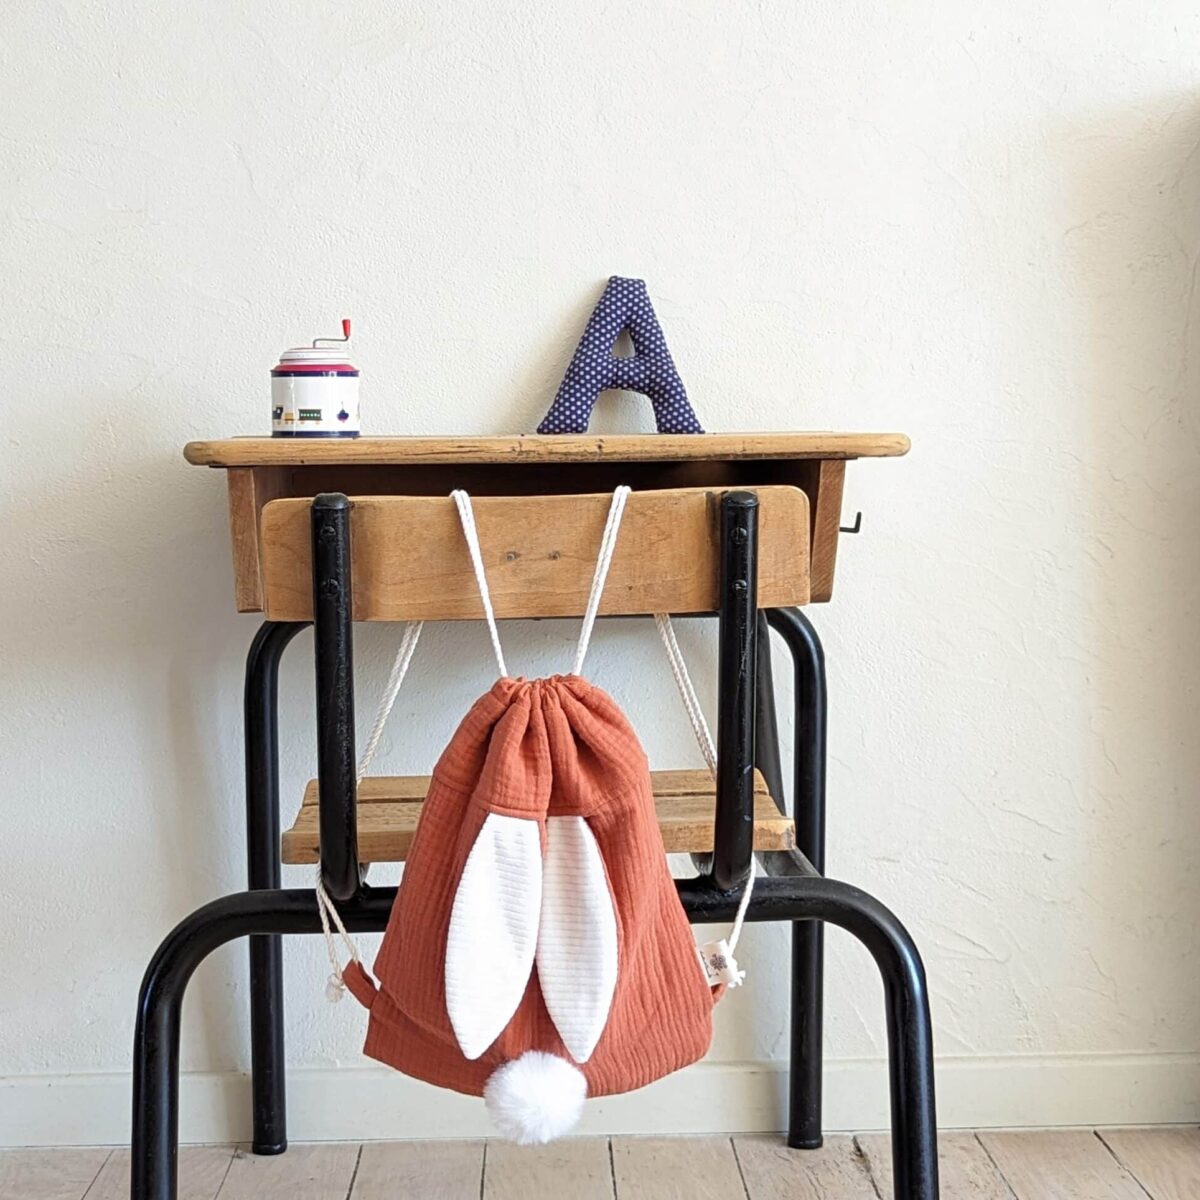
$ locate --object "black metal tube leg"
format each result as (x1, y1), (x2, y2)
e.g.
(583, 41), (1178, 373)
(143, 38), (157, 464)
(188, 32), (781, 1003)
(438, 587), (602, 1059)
(132, 876), (934, 1198)
(766, 607), (828, 1149)
(311, 493), (361, 903)
(131, 890), (384, 1200)
(713, 492), (759, 891)
(132, 954), (183, 1200)
(678, 874), (938, 1199)
(244, 621), (305, 1156)
(789, 921), (825, 1148)
(133, 889), (398, 1200)
(881, 930), (939, 1200)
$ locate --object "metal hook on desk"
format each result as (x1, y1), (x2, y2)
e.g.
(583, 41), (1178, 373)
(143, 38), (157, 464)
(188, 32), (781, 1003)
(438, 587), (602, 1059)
(839, 511), (863, 534)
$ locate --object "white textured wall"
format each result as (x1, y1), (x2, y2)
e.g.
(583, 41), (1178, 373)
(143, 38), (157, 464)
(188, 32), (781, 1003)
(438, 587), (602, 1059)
(2, 0), (1199, 1143)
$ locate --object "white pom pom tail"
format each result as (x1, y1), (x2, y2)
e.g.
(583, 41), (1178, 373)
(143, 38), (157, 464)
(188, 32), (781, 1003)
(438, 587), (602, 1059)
(483, 1051), (587, 1144)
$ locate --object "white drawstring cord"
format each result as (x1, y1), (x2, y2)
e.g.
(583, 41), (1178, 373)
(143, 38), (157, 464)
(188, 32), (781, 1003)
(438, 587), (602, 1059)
(572, 486), (631, 676)
(316, 871), (362, 1002)
(357, 621), (423, 782)
(451, 490), (508, 678)
(655, 611), (757, 965)
(318, 619), (422, 999)
(654, 613), (718, 777)
(693, 855), (756, 988)
(727, 857), (756, 957)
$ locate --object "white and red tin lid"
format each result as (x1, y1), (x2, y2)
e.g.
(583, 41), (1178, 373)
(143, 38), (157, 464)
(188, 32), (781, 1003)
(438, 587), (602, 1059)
(271, 318), (358, 376)
(274, 352), (357, 376)
(271, 346), (359, 376)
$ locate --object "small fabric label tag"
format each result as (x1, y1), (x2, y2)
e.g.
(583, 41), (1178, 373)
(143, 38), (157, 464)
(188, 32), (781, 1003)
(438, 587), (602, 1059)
(697, 939), (747, 988)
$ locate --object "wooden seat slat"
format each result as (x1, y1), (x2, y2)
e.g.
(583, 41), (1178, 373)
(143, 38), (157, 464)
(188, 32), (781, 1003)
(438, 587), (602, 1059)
(281, 769), (793, 863)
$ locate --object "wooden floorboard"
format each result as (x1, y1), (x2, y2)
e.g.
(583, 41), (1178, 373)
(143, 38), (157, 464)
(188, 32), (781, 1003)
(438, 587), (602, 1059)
(733, 1135), (878, 1199)
(978, 1130), (1147, 1199)
(351, 1140), (485, 1198)
(0, 1148), (110, 1200)
(83, 1146), (235, 1200)
(215, 1143), (362, 1200)
(856, 1131), (1013, 1198)
(483, 1137), (614, 1200)
(612, 1136), (746, 1200)
(9, 1128), (1200, 1199)
(1099, 1127), (1200, 1200)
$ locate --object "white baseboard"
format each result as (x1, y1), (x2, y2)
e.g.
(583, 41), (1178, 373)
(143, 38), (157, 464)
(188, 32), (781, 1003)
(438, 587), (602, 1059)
(2, 1053), (1198, 1147)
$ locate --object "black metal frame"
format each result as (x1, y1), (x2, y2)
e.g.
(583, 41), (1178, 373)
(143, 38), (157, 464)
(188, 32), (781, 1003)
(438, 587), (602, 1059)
(760, 607), (829, 1150)
(131, 490), (938, 1200)
(242, 620), (305, 1155)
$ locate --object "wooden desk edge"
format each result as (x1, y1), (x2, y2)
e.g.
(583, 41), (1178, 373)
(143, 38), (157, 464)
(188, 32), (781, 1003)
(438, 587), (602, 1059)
(183, 431), (911, 467)
(191, 432), (908, 612)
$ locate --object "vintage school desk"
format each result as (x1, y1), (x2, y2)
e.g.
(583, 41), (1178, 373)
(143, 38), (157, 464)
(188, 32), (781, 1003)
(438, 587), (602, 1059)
(145, 431), (937, 1200)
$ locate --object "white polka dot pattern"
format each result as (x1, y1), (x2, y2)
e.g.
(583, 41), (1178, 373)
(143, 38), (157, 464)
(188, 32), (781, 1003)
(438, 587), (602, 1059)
(537, 276), (704, 435)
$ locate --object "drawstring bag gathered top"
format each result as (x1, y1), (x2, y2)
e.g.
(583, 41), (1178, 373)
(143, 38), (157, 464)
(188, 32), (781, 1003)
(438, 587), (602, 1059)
(315, 487), (754, 1143)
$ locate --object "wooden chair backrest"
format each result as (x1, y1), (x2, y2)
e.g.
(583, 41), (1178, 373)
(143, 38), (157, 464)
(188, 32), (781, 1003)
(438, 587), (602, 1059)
(258, 487), (810, 622)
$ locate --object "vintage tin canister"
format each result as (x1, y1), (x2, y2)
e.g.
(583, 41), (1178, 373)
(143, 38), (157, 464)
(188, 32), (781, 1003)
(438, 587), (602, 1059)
(271, 320), (360, 437)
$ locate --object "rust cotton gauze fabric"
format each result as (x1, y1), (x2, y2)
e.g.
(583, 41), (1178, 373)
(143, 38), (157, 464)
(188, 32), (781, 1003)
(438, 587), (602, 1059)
(343, 674), (715, 1133)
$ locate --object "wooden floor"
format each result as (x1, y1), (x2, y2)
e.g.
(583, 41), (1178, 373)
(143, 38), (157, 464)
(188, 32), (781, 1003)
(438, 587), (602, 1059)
(4, 1128), (1199, 1199)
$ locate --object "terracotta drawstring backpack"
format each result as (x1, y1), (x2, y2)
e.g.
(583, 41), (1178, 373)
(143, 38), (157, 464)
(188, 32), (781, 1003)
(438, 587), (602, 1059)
(315, 487), (755, 1143)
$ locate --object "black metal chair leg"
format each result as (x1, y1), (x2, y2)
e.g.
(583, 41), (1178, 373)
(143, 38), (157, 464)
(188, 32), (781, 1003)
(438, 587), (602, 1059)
(788, 920), (825, 1148)
(713, 493), (759, 890)
(680, 874), (939, 1200)
(828, 878), (937, 1200)
(764, 608), (828, 1149)
(133, 875), (934, 1200)
(131, 889), (394, 1200)
(243, 621), (306, 1156)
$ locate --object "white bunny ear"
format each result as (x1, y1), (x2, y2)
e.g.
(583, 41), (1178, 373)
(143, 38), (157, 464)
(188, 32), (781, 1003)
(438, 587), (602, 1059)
(536, 816), (619, 1063)
(445, 814), (543, 1060)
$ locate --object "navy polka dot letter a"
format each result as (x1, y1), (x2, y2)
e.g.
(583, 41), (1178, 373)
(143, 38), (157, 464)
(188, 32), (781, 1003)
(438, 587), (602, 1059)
(537, 276), (704, 434)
